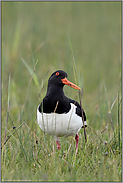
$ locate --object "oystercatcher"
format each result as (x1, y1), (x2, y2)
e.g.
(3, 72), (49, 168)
(37, 70), (87, 150)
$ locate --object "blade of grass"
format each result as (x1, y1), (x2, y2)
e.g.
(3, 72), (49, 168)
(21, 57), (39, 88)
(24, 121), (51, 154)
(2, 125), (19, 143)
(103, 80), (110, 111)
(79, 88), (87, 143)
(118, 91), (120, 150)
(4, 107), (29, 160)
(68, 35), (79, 86)
(87, 124), (103, 143)
(110, 94), (118, 111)
(68, 35), (87, 143)
(12, 21), (21, 55)
(22, 58), (39, 112)
(5, 75), (11, 139)
(1, 122), (25, 149)
(2, 121), (28, 162)
(103, 80), (114, 131)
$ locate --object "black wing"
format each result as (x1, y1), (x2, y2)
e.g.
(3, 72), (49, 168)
(68, 99), (86, 122)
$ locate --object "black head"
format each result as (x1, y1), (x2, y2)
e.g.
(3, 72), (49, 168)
(48, 70), (67, 87)
(48, 70), (81, 90)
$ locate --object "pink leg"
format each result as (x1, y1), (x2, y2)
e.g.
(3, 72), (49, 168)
(56, 140), (61, 150)
(75, 134), (79, 150)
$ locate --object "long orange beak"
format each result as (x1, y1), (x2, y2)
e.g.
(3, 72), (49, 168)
(61, 77), (81, 90)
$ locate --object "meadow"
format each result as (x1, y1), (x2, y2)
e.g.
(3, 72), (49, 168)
(1, 2), (122, 181)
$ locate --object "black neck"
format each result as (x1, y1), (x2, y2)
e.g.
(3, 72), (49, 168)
(46, 84), (64, 98)
(42, 84), (70, 113)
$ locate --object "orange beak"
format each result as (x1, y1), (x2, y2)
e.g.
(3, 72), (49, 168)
(61, 77), (81, 90)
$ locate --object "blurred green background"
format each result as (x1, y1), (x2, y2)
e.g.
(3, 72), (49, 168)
(1, 2), (122, 181)
(2, 1), (121, 126)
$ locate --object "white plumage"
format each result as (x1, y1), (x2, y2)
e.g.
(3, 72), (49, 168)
(37, 103), (87, 140)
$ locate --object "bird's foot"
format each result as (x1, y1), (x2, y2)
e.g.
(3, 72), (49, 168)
(75, 134), (79, 150)
(56, 140), (61, 150)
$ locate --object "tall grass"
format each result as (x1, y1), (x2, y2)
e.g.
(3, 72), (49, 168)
(1, 50), (122, 182)
(69, 36), (87, 144)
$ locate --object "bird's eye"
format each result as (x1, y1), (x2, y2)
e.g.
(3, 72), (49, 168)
(55, 72), (60, 76)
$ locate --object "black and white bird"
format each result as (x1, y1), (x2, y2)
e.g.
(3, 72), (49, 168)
(37, 70), (87, 150)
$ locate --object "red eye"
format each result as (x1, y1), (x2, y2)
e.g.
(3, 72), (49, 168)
(55, 72), (59, 76)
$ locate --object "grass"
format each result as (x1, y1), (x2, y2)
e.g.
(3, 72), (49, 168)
(1, 1), (122, 182)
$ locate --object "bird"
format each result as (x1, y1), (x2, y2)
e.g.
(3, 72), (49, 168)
(37, 70), (87, 150)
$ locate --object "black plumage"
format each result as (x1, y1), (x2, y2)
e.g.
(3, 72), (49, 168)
(39, 70), (86, 126)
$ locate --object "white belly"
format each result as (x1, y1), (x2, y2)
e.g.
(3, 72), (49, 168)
(37, 103), (87, 138)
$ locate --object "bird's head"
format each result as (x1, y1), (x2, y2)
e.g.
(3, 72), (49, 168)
(48, 70), (81, 90)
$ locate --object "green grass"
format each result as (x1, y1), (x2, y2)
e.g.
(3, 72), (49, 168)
(1, 1), (122, 182)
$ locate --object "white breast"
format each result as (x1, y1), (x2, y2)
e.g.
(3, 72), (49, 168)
(37, 103), (87, 138)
